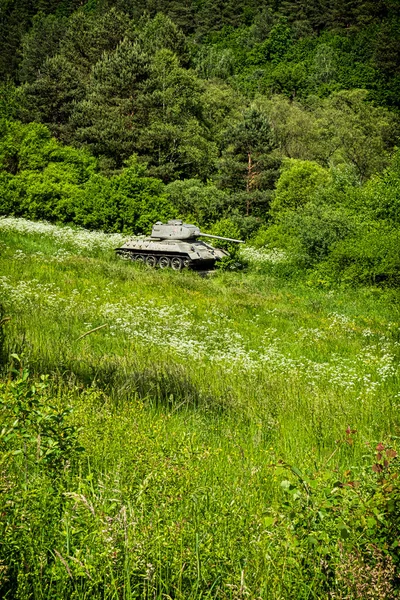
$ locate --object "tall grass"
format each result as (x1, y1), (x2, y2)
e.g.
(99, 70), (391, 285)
(1, 219), (399, 599)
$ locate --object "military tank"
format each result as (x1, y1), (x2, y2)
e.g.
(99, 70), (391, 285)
(115, 220), (244, 270)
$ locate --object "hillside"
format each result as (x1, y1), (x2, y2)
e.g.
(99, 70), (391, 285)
(1, 1), (400, 286)
(1, 0), (400, 596)
(0, 217), (400, 597)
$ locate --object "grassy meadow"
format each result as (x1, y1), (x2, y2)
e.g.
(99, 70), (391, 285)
(1, 217), (400, 599)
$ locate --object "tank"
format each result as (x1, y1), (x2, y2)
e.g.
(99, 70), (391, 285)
(115, 220), (244, 270)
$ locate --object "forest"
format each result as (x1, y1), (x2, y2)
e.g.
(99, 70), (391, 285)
(1, 0), (400, 284)
(1, 1), (400, 599)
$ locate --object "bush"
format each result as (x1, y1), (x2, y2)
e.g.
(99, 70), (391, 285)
(270, 159), (332, 215)
(0, 122), (173, 234)
(208, 218), (243, 269)
(315, 221), (400, 286)
(358, 149), (400, 224)
(255, 202), (355, 269)
(229, 213), (262, 240)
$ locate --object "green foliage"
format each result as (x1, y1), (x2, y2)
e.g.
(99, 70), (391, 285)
(0, 220), (400, 597)
(0, 122), (173, 233)
(0, 83), (20, 121)
(268, 202), (356, 266)
(71, 38), (151, 167)
(208, 216), (242, 245)
(258, 92), (397, 179)
(255, 150), (400, 286)
(323, 89), (398, 180)
(217, 106), (279, 217)
(359, 149), (400, 223)
(108, 158), (173, 233)
(271, 159), (332, 214)
(139, 12), (189, 63)
(315, 220), (400, 286)
(19, 53), (86, 140)
(208, 217), (243, 268)
(0, 305), (9, 368)
(0, 120), (95, 175)
(19, 12), (67, 84)
(135, 49), (217, 181)
(165, 179), (230, 226)
(0, 359), (83, 474)
(194, 45), (236, 79)
(270, 434), (400, 596)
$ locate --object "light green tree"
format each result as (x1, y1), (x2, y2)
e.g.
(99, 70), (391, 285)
(270, 159), (332, 215)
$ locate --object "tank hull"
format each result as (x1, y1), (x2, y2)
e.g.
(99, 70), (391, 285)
(115, 238), (228, 270)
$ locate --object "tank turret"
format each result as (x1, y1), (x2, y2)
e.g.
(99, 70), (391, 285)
(151, 220), (244, 243)
(115, 220), (243, 271)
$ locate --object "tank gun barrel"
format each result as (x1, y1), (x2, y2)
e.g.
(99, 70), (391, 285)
(198, 233), (244, 243)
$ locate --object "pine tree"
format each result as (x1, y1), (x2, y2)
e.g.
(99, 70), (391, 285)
(138, 13), (189, 65)
(327, 0), (359, 30)
(71, 39), (151, 166)
(20, 54), (85, 142)
(0, 0), (38, 78)
(135, 49), (217, 181)
(19, 12), (67, 84)
(0, 0), (82, 79)
(19, 7), (129, 142)
(218, 107), (276, 215)
(279, 0), (331, 34)
(59, 8), (128, 75)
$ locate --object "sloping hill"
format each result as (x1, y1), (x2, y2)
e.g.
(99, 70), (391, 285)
(1, 217), (399, 597)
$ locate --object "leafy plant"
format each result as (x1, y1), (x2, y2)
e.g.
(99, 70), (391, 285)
(0, 356), (84, 474)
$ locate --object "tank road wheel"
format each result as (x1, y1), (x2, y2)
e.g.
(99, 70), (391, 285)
(158, 256), (170, 269)
(146, 255), (157, 268)
(134, 255), (145, 263)
(171, 257), (183, 271)
(183, 257), (190, 268)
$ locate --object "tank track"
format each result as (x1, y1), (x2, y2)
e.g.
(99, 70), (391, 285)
(116, 249), (198, 270)
(116, 249), (217, 270)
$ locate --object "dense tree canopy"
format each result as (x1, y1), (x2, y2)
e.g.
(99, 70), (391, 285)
(1, 0), (400, 283)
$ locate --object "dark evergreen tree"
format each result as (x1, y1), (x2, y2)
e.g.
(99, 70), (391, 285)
(58, 8), (128, 74)
(71, 39), (151, 167)
(135, 50), (217, 181)
(327, 0), (359, 29)
(218, 107), (277, 215)
(354, 1), (390, 25)
(19, 54), (85, 141)
(19, 12), (67, 84)
(195, 0), (258, 37)
(19, 7), (129, 139)
(0, 0), (38, 78)
(373, 19), (400, 78)
(279, 0), (330, 34)
(0, 0), (82, 79)
(143, 0), (196, 33)
(138, 13), (190, 65)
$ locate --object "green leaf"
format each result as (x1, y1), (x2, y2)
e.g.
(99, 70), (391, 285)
(281, 480), (292, 491)
(338, 525), (350, 540)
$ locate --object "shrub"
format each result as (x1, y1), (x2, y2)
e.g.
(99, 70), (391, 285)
(0, 122), (173, 234)
(208, 218), (243, 269)
(315, 220), (400, 286)
(358, 149), (400, 224)
(270, 159), (332, 215)
(254, 202), (355, 269)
